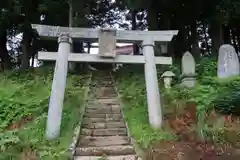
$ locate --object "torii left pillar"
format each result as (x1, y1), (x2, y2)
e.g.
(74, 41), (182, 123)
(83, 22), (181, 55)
(46, 33), (72, 140)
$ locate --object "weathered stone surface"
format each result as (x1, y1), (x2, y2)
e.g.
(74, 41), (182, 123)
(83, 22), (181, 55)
(85, 108), (111, 114)
(83, 121), (126, 129)
(74, 155), (138, 160)
(81, 128), (127, 136)
(97, 98), (119, 104)
(217, 44), (240, 78)
(95, 86), (117, 97)
(84, 112), (123, 118)
(98, 29), (117, 58)
(87, 104), (108, 109)
(83, 122), (106, 129)
(181, 51), (195, 75)
(161, 71), (175, 89)
(75, 72), (137, 159)
(106, 114), (123, 121)
(83, 116), (124, 123)
(85, 107), (121, 114)
(78, 136), (130, 146)
(84, 113), (106, 118)
(83, 117), (106, 123)
(75, 145), (135, 156)
(106, 122), (126, 128)
(96, 94), (117, 98)
(181, 51), (196, 88)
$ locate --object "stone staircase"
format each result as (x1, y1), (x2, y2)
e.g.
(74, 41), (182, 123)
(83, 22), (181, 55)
(74, 72), (138, 160)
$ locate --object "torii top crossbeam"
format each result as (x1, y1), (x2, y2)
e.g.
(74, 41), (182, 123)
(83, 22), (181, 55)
(32, 24), (178, 43)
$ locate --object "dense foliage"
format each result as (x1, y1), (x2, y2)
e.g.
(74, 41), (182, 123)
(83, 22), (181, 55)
(0, 67), (89, 159)
(113, 57), (240, 146)
(1, 0), (240, 70)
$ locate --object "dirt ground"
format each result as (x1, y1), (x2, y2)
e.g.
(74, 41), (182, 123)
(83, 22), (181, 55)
(146, 140), (240, 160)
(145, 101), (240, 160)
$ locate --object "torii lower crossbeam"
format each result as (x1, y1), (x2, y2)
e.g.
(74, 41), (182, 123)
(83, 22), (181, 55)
(38, 52), (172, 64)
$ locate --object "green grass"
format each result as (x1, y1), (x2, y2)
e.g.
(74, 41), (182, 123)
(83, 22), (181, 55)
(113, 62), (240, 148)
(113, 69), (176, 149)
(0, 67), (90, 160)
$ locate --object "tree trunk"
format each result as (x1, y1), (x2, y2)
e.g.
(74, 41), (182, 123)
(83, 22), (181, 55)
(210, 20), (224, 55)
(69, 0), (73, 28)
(31, 55), (35, 67)
(236, 27), (240, 53)
(190, 22), (200, 58)
(21, 21), (33, 70)
(68, 0), (76, 72)
(0, 30), (11, 70)
(231, 28), (239, 53)
(223, 25), (231, 44)
(131, 9), (139, 55)
(174, 25), (188, 59)
(147, 7), (158, 30)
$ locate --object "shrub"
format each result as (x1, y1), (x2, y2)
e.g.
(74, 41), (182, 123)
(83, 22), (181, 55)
(212, 77), (240, 115)
(196, 56), (217, 79)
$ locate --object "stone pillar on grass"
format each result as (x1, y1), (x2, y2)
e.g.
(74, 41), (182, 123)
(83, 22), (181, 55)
(217, 44), (240, 79)
(46, 33), (72, 140)
(142, 38), (163, 129)
(181, 51), (196, 88)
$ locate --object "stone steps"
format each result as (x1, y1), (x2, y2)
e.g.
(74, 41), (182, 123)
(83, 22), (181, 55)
(75, 145), (135, 156)
(97, 98), (119, 105)
(83, 121), (126, 129)
(78, 136), (130, 147)
(75, 155), (137, 160)
(84, 113), (123, 119)
(85, 107), (121, 114)
(81, 128), (128, 136)
(83, 116), (124, 123)
(74, 73), (138, 160)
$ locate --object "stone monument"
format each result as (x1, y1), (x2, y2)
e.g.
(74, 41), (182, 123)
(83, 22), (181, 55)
(217, 44), (240, 78)
(181, 51), (196, 88)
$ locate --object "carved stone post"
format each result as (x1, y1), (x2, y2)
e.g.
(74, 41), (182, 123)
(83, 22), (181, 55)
(142, 38), (163, 129)
(46, 33), (72, 140)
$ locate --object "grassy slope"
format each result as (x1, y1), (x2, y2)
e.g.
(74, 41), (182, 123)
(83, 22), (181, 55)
(113, 62), (240, 149)
(113, 67), (176, 149)
(0, 67), (89, 160)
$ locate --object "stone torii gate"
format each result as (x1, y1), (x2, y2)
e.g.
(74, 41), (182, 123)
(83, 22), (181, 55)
(32, 24), (178, 140)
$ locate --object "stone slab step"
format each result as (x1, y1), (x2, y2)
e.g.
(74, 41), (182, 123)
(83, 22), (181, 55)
(75, 145), (135, 156)
(97, 98), (119, 104)
(83, 116), (123, 123)
(95, 95), (117, 99)
(74, 155), (138, 160)
(95, 86), (116, 93)
(87, 104), (121, 109)
(78, 136), (130, 147)
(85, 107), (121, 114)
(83, 121), (126, 129)
(81, 128), (127, 136)
(84, 113), (122, 119)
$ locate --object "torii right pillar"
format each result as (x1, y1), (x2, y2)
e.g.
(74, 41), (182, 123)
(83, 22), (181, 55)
(142, 38), (163, 129)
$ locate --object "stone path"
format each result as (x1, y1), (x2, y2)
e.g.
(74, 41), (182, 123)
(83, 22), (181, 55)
(74, 72), (138, 160)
